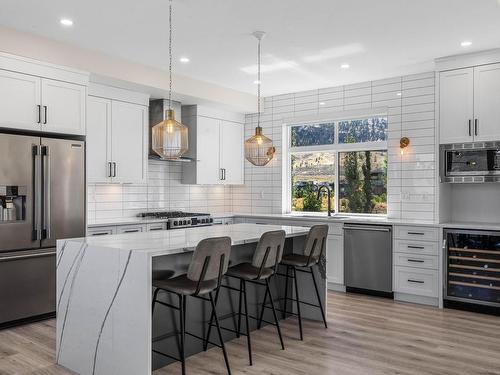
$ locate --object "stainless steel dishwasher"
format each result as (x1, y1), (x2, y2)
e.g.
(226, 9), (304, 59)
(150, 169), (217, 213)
(344, 224), (393, 297)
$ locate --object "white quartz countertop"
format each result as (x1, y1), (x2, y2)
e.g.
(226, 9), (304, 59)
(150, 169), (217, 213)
(70, 223), (310, 256)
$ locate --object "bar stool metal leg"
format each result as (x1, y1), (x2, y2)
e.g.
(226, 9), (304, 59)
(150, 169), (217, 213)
(152, 288), (160, 315)
(209, 291), (232, 375)
(179, 294), (186, 375)
(242, 280), (252, 365)
(292, 266), (303, 340)
(257, 283), (268, 330)
(283, 265), (289, 319)
(310, 266), (328, 328)
(266, 278), (285, 350)
(237, 279), (243, 339)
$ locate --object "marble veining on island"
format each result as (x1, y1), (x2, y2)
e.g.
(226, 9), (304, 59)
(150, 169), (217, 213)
(56, 223), (317, 375)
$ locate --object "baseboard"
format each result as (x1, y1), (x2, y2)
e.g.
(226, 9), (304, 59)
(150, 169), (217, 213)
(0, 311), (56, 330)
(444, 299), (500, 316)
(327, 283), (346, 292)
(346, 286), (393, 299)
(394, 293), (439, 307)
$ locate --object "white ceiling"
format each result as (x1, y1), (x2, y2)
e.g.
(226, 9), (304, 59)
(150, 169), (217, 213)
(1, 0), (500, 97)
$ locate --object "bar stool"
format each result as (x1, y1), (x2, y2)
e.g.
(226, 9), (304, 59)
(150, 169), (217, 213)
(280, 224), (328, 340)
(152, 237), (232, 375)
(205, 230), (286, 366)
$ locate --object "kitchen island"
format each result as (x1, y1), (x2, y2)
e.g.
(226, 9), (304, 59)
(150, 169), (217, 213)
(56, 223), (322, 375)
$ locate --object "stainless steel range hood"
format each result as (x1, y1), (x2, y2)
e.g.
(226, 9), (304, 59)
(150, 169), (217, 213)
(148, 99), (193, 162)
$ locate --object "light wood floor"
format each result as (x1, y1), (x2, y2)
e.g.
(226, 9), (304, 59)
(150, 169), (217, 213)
(1, 292), (499, 375)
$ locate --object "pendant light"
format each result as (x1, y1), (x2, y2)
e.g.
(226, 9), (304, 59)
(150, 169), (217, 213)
(244, 31), (276, 166)
(152, 0), (188, 160)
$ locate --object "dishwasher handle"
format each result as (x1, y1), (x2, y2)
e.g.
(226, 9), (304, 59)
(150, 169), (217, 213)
(344, 225), (391, 233)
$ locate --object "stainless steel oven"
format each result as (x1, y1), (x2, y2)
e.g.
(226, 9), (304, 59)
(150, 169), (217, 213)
(441, 142), (500, 183)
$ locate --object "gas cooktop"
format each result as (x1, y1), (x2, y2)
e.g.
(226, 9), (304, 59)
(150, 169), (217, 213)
(138, 211), (213, 229)
(139, 211), (210, 219)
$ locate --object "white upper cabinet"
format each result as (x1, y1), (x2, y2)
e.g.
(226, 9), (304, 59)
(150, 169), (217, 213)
(0, 70), (41, 131)
(110, 101), (148, 184)
(41, 79), (86, 135)
(181, 105), (244, 185)
(440, 63), (500, 144)
(0, 53), (88, 135)
(473, 63), (500, 142)
(86, 96), (111, 183)
(439, 68), (474, 144)
(220, 120), (244, 184)
(196, 116), (222, 185)
(86, 93), (148, 184)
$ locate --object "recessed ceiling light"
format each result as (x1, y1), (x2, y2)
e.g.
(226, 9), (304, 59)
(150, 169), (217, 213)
(319, 102), (326, 106)
(461, 41), (472, 47)
(60, 18), (73, 26)
(253, 80), (261, 84)
(396, 92), (402, 96)
(340, 63), (350, 69)
(179, 57), (190, 63)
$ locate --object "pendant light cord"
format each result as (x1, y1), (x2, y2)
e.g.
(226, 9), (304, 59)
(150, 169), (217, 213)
(168, 0), (173, 111)
(257, 36), (261, 129)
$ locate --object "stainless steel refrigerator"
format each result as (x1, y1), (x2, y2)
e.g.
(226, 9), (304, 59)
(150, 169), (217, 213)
(0, 132), (85, 327)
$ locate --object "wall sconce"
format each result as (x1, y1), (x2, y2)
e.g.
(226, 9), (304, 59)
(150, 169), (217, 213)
(400, 137), (410, 155)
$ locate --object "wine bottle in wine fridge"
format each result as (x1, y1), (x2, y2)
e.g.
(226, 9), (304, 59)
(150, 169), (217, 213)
(444, 229), (500, 314)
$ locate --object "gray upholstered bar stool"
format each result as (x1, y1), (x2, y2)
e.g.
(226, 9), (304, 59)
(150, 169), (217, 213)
(205, 230), (286, 366)
(279, 224), (328, 340)
(151, 237), (232, 375)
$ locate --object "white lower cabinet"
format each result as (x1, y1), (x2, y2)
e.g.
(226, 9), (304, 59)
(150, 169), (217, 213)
(393, 225), (440, 305)
(116, 224), (146, 234)
(394, 267), (439, 298)
(327, 234), (344, 286)
(87, 226), (116, 236)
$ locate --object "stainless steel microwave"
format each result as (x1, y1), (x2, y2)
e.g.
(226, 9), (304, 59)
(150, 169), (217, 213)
(440, 142), (500, 183)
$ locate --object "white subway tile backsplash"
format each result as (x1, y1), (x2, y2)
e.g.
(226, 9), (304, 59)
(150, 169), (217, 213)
(236, 71), (437, 222)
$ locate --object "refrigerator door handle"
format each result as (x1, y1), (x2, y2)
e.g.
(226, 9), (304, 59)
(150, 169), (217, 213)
(32, 144), (41, 241)
(41, 145), (51, 240)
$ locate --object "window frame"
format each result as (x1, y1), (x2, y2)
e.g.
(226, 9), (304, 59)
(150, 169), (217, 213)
(283, 111), (388, 216)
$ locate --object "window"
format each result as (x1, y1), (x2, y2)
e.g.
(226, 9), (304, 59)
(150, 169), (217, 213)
(287, 115), (388, 215)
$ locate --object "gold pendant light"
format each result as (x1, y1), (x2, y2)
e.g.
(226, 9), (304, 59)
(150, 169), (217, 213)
(152, 0), (188, 160)
(244, 31), (276, 166)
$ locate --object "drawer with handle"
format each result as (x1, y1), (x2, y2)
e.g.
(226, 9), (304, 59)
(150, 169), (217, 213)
(87, 226), (116, 236)
(394, 266), (438, 297)
(394, 240), (439, 256)
(147, 223), (166, 231)
(394, 226), (439, 242)
(394, 253), (438, 270)
(116, 225), (146, 234)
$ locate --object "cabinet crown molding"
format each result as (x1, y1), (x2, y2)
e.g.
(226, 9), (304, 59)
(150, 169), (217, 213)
(0, 51), (89, 85)
(435, 48), (500, 72)
(88, 83), (150, 106)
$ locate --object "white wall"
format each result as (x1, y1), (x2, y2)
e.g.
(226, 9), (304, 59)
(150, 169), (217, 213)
(233, 72), (437, 221)
(448, 184), (500, 223)
(87, 161), (233, 221)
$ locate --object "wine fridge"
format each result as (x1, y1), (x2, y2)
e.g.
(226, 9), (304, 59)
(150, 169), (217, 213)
(444, 229), (500, 312)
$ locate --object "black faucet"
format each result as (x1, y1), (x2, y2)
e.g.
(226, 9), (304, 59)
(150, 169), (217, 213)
(316, 185), (333, 217)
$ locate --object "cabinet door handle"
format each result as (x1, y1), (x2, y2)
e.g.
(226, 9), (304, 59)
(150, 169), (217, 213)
(408, 232), (425, 236)
(43, 106), (47, 124)
(474, 119), (478, 136)
(407, 259), (425, 263)
(407, 245), (425, 250)
(112, 162), (117, 177)
(92, 232), (110, 236)
(108, 162), (112, 177)
(407, 279), (425, 284)
(223, 168), (226, 180)
(468, 119), (472, 136)
(37, 105), (42, 124)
